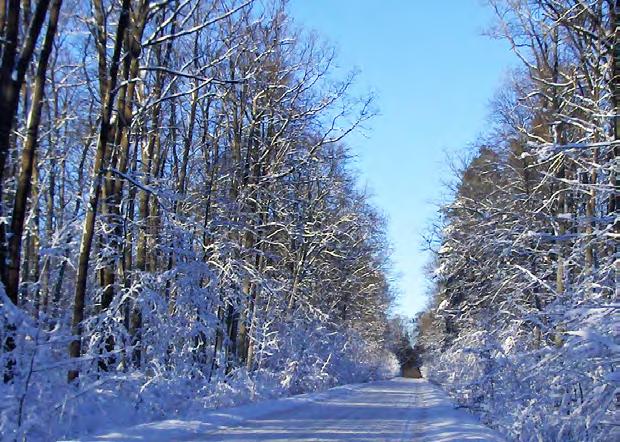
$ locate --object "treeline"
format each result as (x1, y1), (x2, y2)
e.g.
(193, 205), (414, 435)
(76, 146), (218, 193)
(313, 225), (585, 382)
(0, 1), (396, 438)
(417, 1), (617, 440)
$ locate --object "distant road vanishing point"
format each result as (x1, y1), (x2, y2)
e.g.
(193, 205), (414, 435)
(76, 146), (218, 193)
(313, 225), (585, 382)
(92, 378), (505, 441)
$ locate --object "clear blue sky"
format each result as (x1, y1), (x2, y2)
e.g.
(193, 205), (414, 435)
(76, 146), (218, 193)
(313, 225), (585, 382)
(289, 1), (516, 317)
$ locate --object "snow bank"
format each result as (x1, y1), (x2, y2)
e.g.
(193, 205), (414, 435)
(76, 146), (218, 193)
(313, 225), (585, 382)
(0, 312), (399, 441)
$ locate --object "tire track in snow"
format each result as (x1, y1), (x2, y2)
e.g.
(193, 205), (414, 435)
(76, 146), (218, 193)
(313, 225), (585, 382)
(89, 378), (505, 441)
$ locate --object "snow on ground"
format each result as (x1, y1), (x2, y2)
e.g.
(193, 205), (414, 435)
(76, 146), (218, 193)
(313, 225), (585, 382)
(80, 378), (505, 441)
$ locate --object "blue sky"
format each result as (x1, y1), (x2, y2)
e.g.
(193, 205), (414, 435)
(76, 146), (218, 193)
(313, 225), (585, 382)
(289, 1), (516, 317)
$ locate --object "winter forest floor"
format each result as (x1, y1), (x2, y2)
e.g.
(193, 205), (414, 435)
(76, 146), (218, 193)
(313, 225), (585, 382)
(80, 378), (505, 441)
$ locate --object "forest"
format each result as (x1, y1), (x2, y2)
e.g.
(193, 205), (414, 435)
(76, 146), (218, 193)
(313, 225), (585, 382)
(416, 1), (618, 440)
(0, 0), (617, 441)
(0, 0), (401, 439)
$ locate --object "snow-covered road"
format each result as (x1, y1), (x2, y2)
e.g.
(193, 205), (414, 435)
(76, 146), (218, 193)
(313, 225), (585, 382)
(91, 378), (505, 441)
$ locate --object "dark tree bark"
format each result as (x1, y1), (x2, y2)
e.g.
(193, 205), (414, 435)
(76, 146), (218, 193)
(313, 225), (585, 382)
(0, 0), (50, 302)
(6, 0), (62, 312)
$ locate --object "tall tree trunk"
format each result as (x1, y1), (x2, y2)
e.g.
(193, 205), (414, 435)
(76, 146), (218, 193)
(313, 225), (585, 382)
(99, 1), (148, 372)
(2, 0), (58, 384)
(611, 1), (619, 277)
(6, 0), (61, 309)
(0, 0), (50, 291)
(68, 0), (131, 383)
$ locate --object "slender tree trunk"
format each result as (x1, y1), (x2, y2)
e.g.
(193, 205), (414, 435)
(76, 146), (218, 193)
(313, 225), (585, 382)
(30, 153), (41, 318)
(0, 0), (50, 290)
(68, 0), (131, 383)
(100, 2), (148, 372)
(2, 0), (58, 383)
(6, 0), (61, 308)
(611, 1), (619, 277)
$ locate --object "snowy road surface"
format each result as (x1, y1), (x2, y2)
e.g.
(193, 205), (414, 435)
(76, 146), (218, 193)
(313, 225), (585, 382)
(91, 378), (505, 441)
